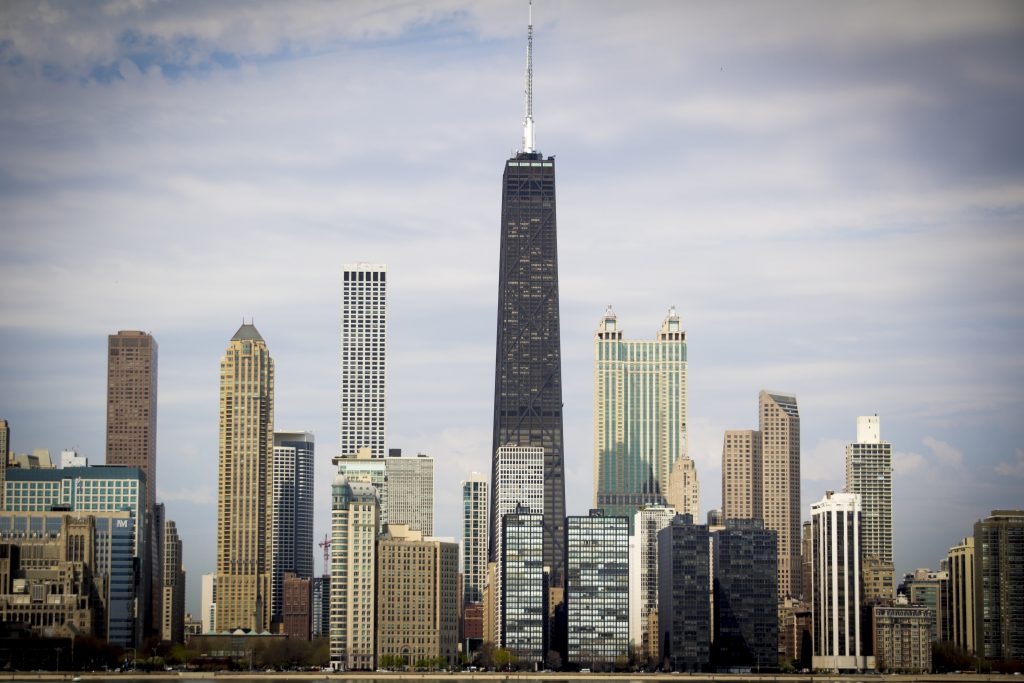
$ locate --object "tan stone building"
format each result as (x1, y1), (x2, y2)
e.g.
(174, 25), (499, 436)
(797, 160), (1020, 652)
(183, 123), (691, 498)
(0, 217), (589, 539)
(722, 429), (761, 520)
(376, 524), (458, 667)
(873, 602), (933, 672)
(215, 322), (274, 632)
(330, 475), (379, 670)
(946, 536), (975, 653)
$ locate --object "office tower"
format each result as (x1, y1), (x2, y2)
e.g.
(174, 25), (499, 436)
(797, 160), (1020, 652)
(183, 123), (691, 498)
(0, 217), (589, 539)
(711, 519), (778, 671)
(872, 600), (933, 673)
(490, 6), (566, 589)
(385, 452), (433, 535)
(311, 576), (330, 638)
(845, 415), (894, 602)
(340, 263), (386, 459)
(462, 472), (489, 605)
(376, 525), (459, 668)
(162, 518), (185, 643)
(0, 419), (7, 510)
(330, 474), (380, 671)
(593, 307), (691, 531)
(811, 491), (872, 672)
(973, 509), (1024, 662)
(334, 447), (387, 521)
(215, 322), (274, 632)
(946, 536), (975, 653)
(566, 510), (629, 668)
(759, 391), (801, 600)
(722, 392), (800, 599)
(722, 430), (761, 521)
(899, 568), (949, 642)
(271, 430), (315, 625)
(502, 508), (546, 666)
(1, 464), (147, 647)
(201, 572), (217, 633)
(152, 501), (165, 636)
(106, 331), (158, 514)
(658, 513), (710, 672)
(283, 571), (312, 640)
(630, 504), (676, 663)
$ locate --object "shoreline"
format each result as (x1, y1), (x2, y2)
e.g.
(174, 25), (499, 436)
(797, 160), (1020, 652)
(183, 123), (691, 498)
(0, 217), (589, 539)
(0, 674), (1015, 682)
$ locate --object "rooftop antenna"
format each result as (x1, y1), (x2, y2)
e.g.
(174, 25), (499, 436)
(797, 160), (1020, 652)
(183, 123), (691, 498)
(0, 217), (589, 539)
(522, 0), (535, 153)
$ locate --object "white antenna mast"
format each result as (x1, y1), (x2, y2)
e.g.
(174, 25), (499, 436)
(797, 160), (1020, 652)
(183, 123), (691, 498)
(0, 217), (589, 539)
(522, 0), (536, 154)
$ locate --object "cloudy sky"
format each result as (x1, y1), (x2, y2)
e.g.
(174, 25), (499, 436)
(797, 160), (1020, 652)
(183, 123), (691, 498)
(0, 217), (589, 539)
(2, 1), (1022, 615)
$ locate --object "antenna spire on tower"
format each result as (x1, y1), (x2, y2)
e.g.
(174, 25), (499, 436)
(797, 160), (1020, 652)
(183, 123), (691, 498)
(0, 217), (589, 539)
(522, 0), (536, 153)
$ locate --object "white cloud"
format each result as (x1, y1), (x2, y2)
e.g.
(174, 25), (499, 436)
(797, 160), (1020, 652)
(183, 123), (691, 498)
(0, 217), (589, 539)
(995, 448), (1024, 478)
(923, 436), (963, 467)
(893, 450), (927, 475)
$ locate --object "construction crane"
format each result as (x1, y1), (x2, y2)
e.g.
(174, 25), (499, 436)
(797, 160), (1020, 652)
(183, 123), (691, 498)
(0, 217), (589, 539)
(318, 534), (331, 577)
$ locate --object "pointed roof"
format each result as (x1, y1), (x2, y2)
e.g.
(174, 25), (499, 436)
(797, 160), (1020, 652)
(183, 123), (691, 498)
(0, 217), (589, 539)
(231, 322), (264, 342)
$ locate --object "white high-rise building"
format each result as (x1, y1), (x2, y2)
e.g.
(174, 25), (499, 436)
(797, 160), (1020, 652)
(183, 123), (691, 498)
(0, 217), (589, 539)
(462, 472), (489, 605)
(271, 431), (315, 625)
(844, 415), (893, 602)
(385, 453), (433, 536)
(811, 491), (873, 672)
(492, 445), (543, 645)
(201, 572), (216, 633)
(629, 504), (677, 662)
(330, 474), (380, 671)
(340, 263), (386, 459)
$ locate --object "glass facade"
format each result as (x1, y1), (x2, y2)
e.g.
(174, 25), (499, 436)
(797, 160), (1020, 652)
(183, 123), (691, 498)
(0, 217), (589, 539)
(658, 514), (711, 672)
(502, 510), (545, 665)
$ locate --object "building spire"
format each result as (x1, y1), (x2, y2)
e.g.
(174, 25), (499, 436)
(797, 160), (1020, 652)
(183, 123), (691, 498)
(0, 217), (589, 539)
(522, 0), (536, 153)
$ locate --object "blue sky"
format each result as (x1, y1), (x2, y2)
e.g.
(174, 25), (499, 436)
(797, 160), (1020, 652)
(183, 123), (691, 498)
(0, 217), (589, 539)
(1, 0), (1022, 615)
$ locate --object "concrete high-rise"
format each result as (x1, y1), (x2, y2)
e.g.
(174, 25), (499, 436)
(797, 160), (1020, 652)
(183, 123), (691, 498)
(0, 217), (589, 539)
(201, 572), (216, 633)
(973, 509), (1024, 662)
(566, 510), (629, 668)
(106, 331), (158, 514)
(376, 525), (459, 668)
(462, 472), (489, 605)
(490, 5), (567, 587)
(594, 307), (691, 531)
(630, 504), (676, 663)
(330, 474), (380, 671)
(946, 537), (975, 653)
(810, 491), (872, 672)
(162, 518), (185, 643)
(385, 452), (433, 535)
(333, 447), (387, 521)
(215, 322), (274, 632)
(845, 415), (894, 602)
(271, 430), (315, 625)
(340, 263), (386, 459)
(722, 391), (800, 599)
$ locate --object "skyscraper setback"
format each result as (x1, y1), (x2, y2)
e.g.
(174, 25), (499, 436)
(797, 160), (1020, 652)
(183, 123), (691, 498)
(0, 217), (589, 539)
(215, 322), (274, 632)
(490, 2), (567, 587)
(341, 263), (386, 459)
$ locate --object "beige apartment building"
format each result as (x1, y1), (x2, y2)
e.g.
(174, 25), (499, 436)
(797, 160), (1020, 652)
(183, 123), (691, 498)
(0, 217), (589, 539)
(946, 536), (975, 653)
(215, 322), (274, 632)
(376, 525), (459, 668)
(722, 429), (761, 520)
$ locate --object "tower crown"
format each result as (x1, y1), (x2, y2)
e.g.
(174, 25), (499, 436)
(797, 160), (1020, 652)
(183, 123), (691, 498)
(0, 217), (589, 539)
(521, 0), (536, 154)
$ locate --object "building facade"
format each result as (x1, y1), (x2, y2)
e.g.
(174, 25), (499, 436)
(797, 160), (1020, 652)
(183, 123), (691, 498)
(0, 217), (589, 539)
(712, 519), (778, 671)
(162, 518), (185, 643)
(282, 571), (311, 640)
(811, 491), (872, 671)
(899, 568), (949, 643)
(215, 322), (274, 632)
(566, 510), (629, 668)
(630, 504), (676, 663)
(201, 572), (216, 633)
(759, 391), (801, 600)
(658, 514), (710, 672)
(845, 415), (894, 603)
(333, 447), (387, 523)
(490, 16), (567, 584)
(722, 430), (761, 522)
(385, 453), (433, 535)
(330, 475), (380, 670)
(593, 307), (690, 531)
(271, 430), (314, 625)
(311, 575), (330, 638)
(462, 472), (488, 605)
(873, 602), (932, 672)
(946, 536), (975, 653)
(974, 509), (1024, 662)
(502, 509), (546, 666)
(376, 525), (459, 668)
(341, 263), (386, 459)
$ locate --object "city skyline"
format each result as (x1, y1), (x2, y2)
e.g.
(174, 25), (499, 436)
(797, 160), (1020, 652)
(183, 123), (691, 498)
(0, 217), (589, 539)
(1, 1), (1022, 617)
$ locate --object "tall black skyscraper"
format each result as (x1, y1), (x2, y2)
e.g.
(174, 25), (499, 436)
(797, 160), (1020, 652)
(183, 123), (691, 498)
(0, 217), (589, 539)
(490, 3), (567, 586)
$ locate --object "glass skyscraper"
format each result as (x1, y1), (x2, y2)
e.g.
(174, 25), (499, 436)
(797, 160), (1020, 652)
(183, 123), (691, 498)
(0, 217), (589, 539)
(490, 5), (566, 587)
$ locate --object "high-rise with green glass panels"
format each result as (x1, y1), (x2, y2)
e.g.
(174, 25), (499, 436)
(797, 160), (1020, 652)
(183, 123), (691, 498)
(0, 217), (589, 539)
(594, 306), (691, 532)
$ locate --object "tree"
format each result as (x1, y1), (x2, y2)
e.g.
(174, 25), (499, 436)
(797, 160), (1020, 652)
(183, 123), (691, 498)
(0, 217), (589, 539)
(493, 648), (513, 670)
